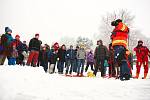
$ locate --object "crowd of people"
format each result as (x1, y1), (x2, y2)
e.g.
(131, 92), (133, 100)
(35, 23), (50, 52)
(0, 19), (150, 81)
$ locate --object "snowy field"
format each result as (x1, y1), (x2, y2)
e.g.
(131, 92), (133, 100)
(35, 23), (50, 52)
(0, 65), (150, 100)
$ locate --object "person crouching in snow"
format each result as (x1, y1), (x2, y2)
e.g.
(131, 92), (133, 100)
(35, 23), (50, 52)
(76, 45), (86, 77)
(111, 19), (131, 81)
(39, 46), (48, 72)
(133, 40), (150, 79)
(85, 50), (94, 72)
(8, 44), (18, 65)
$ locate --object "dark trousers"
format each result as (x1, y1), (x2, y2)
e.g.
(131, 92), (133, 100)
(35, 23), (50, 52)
(41, 62), (48, 72)
(57, 61), (65, 73)
(114, 46), (131, 80)
(16, 53), (24, 65)
(66, 59), (75, 74)
(93, 59), (105, 77)
(73, 59), (77, 72)
(109, 63), (116, 77)
(85, 62), (94, 72)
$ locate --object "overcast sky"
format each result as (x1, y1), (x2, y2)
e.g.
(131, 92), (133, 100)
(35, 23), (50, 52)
(0, 0), (150, 44)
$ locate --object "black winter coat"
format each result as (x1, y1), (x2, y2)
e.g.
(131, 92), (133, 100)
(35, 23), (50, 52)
(39, 50), (48, 65)
(58, 48), (66, 62)
(94, 45), (109, 61)
(29, 38), (41, 51)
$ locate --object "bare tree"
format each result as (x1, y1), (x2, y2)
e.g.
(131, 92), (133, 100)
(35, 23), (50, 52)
(76, 36), (93, 50)
(59, 36), (76, 49)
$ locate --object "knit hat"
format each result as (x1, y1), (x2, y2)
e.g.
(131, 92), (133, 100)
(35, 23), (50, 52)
(15, 35), (20, 38)
(138, 40), (143, 44)
(5, 27), (12, 33)
(116, 19), (122, 23)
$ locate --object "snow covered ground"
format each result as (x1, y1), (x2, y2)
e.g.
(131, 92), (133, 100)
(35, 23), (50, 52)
(0, 65), (150, 100)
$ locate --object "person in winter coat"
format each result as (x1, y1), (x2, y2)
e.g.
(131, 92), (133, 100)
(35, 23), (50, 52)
(85, 50), (94, 72)
(93, 40), (109, 77)
(65, 45), (76, 75)
(8, 44), (18, 65)
(39, 46), (48, 72)
(133, 40), (150, 79)
(48, 47), (58, 74)
(76, 45), (86, 76)
(57, 45), (66, 74)
(21, 41), (28, 66)
(53, 42), (59, 52)
(73, 46), (79, 73)
(0, 39), (4, 64)
(0, 27), (14, 65)
(108, 43), (116, 78)
(26, 33), (41, 67)
(111, 19), (131, 81)
(11, 35), (23, 65)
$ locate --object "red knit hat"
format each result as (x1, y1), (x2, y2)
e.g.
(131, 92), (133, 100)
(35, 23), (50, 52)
(15, 35), (20, 38)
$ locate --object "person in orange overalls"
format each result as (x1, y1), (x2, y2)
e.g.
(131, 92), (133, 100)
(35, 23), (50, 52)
(111, 19), (131, 80)
(134, 40), (150, 79)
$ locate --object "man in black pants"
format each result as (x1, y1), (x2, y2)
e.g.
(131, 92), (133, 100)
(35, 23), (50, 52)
(93, 40), (109, 77)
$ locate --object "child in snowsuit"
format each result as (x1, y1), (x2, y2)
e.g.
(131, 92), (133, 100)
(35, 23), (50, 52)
(8, 44), (18, 65)
(134, 40), (150, 79)
(85, 50), (94, 72)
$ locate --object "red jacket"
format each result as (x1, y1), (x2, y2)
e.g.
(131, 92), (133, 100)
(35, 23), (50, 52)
(111, 22), (129, 48)
(134, 46), (150, 61)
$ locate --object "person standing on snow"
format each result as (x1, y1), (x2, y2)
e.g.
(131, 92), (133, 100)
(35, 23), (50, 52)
(93, 40), (109, 77)
(21, 41), (28, 66)
(11, 35), (23, 65)
(133, 40), (150, 79)
(108, 43), (116, 78)
(39, 46), (49, 72)
(26, 33), (41, 67)
(8, 44), (18, 65)
(111, 19), (131, 80)
(48, 46), (58, 74)
(0, 27), (14, 65)
(57, 44), (66, 74)
(85, 50), (94, 72)
(65, 45), (76, 75)
(76, 45), (86, 77)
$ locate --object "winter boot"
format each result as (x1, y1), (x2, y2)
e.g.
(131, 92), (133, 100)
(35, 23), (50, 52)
(142, 73), (148, 79)
(80, 73), (84, 77)
(133, 72), (139, 79)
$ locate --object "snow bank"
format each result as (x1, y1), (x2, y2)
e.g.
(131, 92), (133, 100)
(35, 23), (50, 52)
(0, 65), (150, 100)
